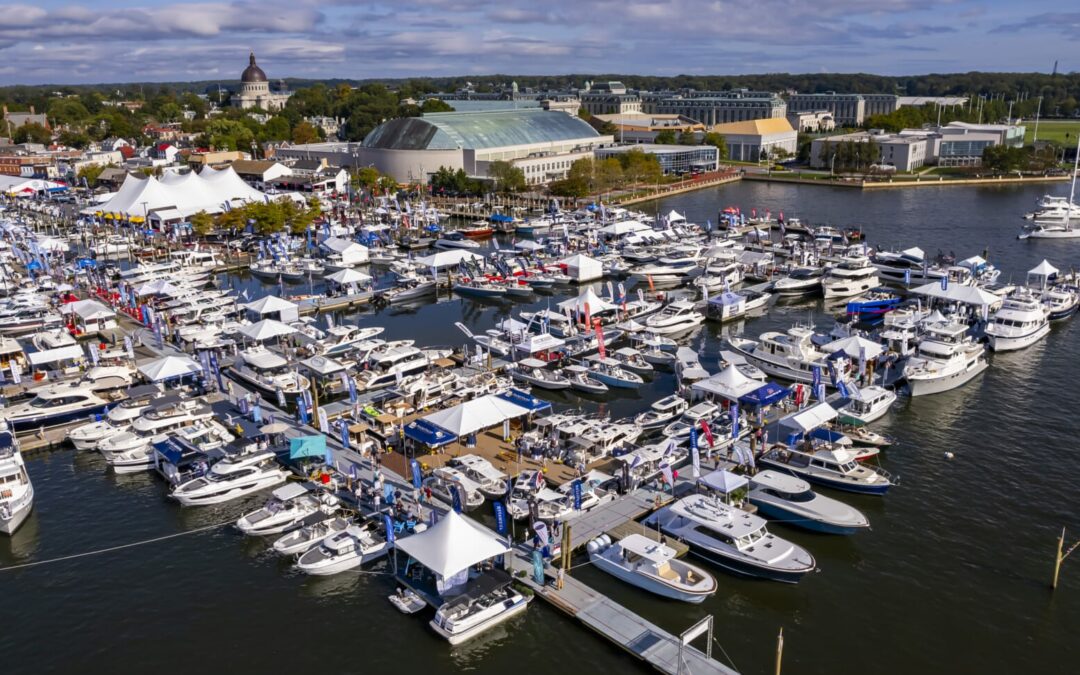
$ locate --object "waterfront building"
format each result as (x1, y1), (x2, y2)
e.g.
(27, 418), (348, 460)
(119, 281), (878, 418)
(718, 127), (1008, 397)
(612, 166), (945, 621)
(641, 90), (786, 126)
(710, 118), (799, 162)
(594, 143), (719, 175)
(897, 122), (1024, 167)
(230, 159), (293, 189)
(809, 131), (928, 171)
(231, 53), (292, 112)
(788, 92), (866, 126)
(593, 113), (705, 144)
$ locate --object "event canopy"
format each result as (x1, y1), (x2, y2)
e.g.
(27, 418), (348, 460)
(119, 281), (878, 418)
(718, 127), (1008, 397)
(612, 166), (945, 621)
(83, 166), (271, 219)
(739, 382), (791, 407)
(27, 344), (84, 366)
(911, 281), (1000, 308)
(557, 286), (618, 315)
(692, 364), (760, 401)
(666, 210), (686, 223)
(243, 295), (299, 316)
(421, 394), (531, 437)
(394, 510), (510, 579)
(413, 250), (485, 269)
(289, 435), (327, 460)
(782, 402), (839, 433)
(699, 469), (748, 494)
(61, 299), (115, 321)
(599, 220), (650, 236)
(821, 335), (885, 361)
(325, 268), (373, 285)
(238, 319), (296, 341)
(0, 175), (64, 194)
(138, 355), (202, 382)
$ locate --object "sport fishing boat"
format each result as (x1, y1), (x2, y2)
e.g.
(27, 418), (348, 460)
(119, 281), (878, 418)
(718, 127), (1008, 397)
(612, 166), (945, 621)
(758, 445), (894, 495)
(295, 522), (392, 575)
(748, 470), (870, 535)
(0, 433), (33, 535)
(984, 291), (1051, 352)
(169, 446), (290, 507)
(643, 494), (816, 583)
(903, 322), (988, 396)
(822, 257), (880, 299)
(562, 364), (610, 395)
(587, 533), (717, 603)
(507, 358), (571, 390)
(584, 355), (644, 389)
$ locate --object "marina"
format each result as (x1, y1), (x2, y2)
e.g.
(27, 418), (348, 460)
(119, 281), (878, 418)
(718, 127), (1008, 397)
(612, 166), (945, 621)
(2, 177), (1080, 675)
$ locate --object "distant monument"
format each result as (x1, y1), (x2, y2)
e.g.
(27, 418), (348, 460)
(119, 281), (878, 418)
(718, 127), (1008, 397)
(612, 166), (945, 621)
(231, 52), (292, 111)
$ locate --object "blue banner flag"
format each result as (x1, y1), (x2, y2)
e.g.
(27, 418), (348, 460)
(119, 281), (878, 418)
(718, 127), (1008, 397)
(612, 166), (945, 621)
(689, 426), (698, 450)
(383, 513), (395, 545)
(410, 459), (422, 489)
(812, 366), (822, 388)
(493, 500), (508, 534)
(339, 420), (351, 449)
(572, 480), (583, 510)
(209, 352), (224, 392)
(252, 403), (262, 424)
(449, 484), (462, 513)
(730, 402), (740, 439)
(297, 395), (309, 425)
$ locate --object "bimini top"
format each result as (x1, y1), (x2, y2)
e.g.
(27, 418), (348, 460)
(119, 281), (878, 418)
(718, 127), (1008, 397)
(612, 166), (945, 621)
(362, 109), (601, 151)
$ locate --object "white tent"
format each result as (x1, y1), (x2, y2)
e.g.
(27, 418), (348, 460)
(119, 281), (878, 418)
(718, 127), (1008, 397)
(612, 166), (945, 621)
(557, 254), (603, 282)
(414, 250), (485, 269)
(138, 355), (202, 382)
(821, 335), (884, 360)
(599, 220), (650, 236)
(783, 402), (838, 433)
(422, 394), (531, 437)
(557, 286), (618, 314)
(394, 510), (510, 579)
(911, 282), (1001, 308)
(666, 209), (686, 223)
(699, 469), (748, 494)
(61, 299), (115, 321)
(243, 296), (300, 323)
(28, 344), (84, 366)
(325, 268), (373, 286)
(1028, 259), (1059, 279)
(692, 363), (760, 401)
(0, 175), (64, 194)
(84, 167), (273, 219)
(237, 319), (296, 341)
(321, 237), (369, 264)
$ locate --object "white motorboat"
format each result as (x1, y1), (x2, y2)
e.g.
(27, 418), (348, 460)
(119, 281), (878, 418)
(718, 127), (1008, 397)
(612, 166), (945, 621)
(236, 483), (340, 536)
(611, 347), (654, 375)
(228, 345), (311, 400)
(749, 469), (870, 535)
(434, 232), (482, 250)
(508, 358), (571, 390)
(355, 343), (450, 391)
(107, 419), (233, 474)
(773, 266), (824, 296)
(424, 467), (486, 510)
(984, 291), (1051, 352)
(633, 394), (688, 431)
(584, 355), (644, 389)
(562, 364), (610, 395)
(674, 346), (710, 383)
(871, 247), (947, 284)
(313, 325), (385, 357)
(587, 533), (717, 603)
(662, 401), (722, 441)
(449, 454), (509, 499)
(696, 261), (745, 293)
(0, 434), (33, 535)
(727, 325), (831, 383)
(272, 515), (352, 557)
(429, 571), (529, 645)
(3, 381), (110, 432)
(903, 322), (988, 396)
(758, 445), (894, 495)
(644, 300), (705, 335)
(836, 385), (896, 425)
(170, 447), (289, 506)
(99, 398), (214, 460)
(296, 522), (391, 575)
(822, 256), (879, 299)
(67, 385), (163, 450)
(389, 587), (428, 614)
(643, 494), (815, 583)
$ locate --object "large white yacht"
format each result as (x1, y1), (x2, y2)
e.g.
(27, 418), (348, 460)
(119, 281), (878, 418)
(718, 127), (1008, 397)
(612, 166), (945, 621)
(0, 432), (33, 535)
(903, 322), (988, 396)
(4, 381), (110, 431)
(169, 446), (289, 506)
(227, 345), (311, 400)
(984, 291), (1051, 352)
(67, 385), (164, 450)
(312, 325), (385, 357)
(822, 256), (880, 299)
(355, 342), (451, 391)
(727, 325), (830, 383)
(643, 300), (705, 335)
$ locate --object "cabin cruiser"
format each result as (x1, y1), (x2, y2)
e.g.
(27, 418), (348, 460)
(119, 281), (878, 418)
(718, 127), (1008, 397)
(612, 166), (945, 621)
(758, 445), (894, 495)
(507, 358), (571, 390)
(107, 419), (233, 474)
(379, 275), (437, 304)
(355, 343), (450, 391)
(236, 483), (340, 536)
(984, 291), (1051, 352)
(662, 401), (726, 442)
(312, 325), (385, 357)
(429, 570), (529, 645)
(822, 257), (879, 299)
(643, 494), (815, 583)
(423, 467), (486, 511)
(727, 325), (830, 383)
(644, 300), (705, 335)
(434, 231), (482, 250)
(228, 345), (312, 399)
(1040, 285), (1080, 321)
(99, 398), (215, 460)
(629, 259), (700, 284)
(872, 247), (948, 283)
(169, 446), (290, 506)
(448, 455), (509, 499)
(584, 355), (644, 389)
(0, 306), (63, 336)
(705, 289), (771, 322)
(697, 261), (745, 293)
(836, 385), (896, 425)
(634, 394), (689, 432)
(562, 364), (610, 395)
(773, 266), (825, 296)
(4, 382), (110, 431)
(67, 385), (163, 450)
(903, 323), (988, 396)
(748, 470), (870, 535)
(272, 515), (352, 557)
(296, 522), (392, 575)
(587, 533), (717, 603)
(0, 434), (33, 535)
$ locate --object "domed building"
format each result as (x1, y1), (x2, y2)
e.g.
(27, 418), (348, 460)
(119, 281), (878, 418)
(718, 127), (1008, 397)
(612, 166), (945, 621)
(231, 52), (292, 111)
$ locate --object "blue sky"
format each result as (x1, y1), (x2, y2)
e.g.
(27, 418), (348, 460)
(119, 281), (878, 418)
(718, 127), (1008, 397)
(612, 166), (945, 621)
(0, 0), (1073, 85)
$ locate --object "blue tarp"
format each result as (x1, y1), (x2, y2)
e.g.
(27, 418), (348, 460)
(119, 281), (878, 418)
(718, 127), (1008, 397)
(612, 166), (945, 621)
(809, 427), (846, 443)
(489, 214), (513, 223)
(289, 434), (327, 459)
(739, 382), (791, 407)
(403, 418), (457, 448)
(496, 388), (552, 413)
(152, 438), (184, 465)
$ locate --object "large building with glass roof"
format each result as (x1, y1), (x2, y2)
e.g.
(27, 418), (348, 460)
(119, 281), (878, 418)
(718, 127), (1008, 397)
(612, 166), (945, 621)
(360, 109), (613, 185)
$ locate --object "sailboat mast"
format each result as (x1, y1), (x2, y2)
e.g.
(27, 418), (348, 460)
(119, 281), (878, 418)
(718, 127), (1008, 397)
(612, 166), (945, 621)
(1066, 134), (1080, 231)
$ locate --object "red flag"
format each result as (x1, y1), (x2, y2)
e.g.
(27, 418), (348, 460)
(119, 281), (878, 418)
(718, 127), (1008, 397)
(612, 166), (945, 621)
(594, 318), (606, 359)
(583, 301), (591, 328)
(700, 419), (714, 448)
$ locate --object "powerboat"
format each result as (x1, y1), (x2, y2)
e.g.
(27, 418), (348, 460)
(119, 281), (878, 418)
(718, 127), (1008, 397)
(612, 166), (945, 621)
(313, 325), (385, 357)
(236, 483), (340, 536)
(748, 470), (869, 535)
(296, 522), (391, 575)
(107, 419), (233, 474)
(169, 447), (289, 506)
(67, 385), (163, 450)
(355, 342), (449, 391)
(836, 385), (896, 425)
(610, 347), (654, 376)
(758, 445), (894, 495)
(644, 300), (705, 335)
(507, 358), (571, 390)
(772, 267), (824, 296)
(643, 494), (816, 583)
(584, 355), (644, 389)
(984, 291), (1051, 352)
(272, 515), (351, 556)
(562, 364), (610, 395)
(429, 570), (529, 645)
(99, 398), (214, 461)
(634, 394), (688, 431)
(423, 467), (486, 511)
(727, 325), (830, 383)
(434, 232), (482, 250)
(228, 345), (311, 400)
(0, 433), (33, 535)
(587, 533), (717, 603)
(871, 247), (947, 284)
(822, 257), (879, 299)
(448, 454), (509, 499)
(903, 323), (988, 396)
(3, 381), (110, 431)
(705, 289), (771, 322)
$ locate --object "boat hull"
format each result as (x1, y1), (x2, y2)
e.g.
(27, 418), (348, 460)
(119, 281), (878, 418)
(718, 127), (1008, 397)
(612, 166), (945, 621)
(986, 324), (1050, 352)
(756, 459), (891, 495)
(751, 500), (865, 535)
(429, 597), (529, 645)
(590, 555), (711, 603)
(906, 359), (988, 396)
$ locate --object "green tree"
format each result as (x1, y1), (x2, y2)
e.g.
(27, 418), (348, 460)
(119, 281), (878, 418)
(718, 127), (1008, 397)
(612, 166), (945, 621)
(421, 99), (455, 113)
(189, 210), (214, 237)
(13, 122), (52, 144)
(616, 149), (663, 185)
(58, 130), (91, 148)
(77, 163), (108, 185)
(678, 131), (698, 145)
(488, 160), (526, 194)
(596, 158), (624, 191)
(702, 132), (728, 160)
(47, 98), (91, 126)
(654, 129), (677, 144)
(261, 116), (290, 141)
(291, 121), (319, 144)
(353, 166), (380, 191)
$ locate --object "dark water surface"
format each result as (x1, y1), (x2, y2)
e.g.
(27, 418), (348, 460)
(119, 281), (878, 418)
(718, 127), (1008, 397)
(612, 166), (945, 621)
(4, 181), (1078, 674)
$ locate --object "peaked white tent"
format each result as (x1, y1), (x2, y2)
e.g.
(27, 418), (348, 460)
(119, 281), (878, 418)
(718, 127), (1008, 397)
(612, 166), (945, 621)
(325, 268), (373, 286)
(822, 335), (884, 360)
(1027, 259), (1059, 288)
(84, 167), (273, 219)
(243, 296), (300, 323)
(557, 286), (618, 314)
(61, 299), (115, 322)
(666, 209), (686, 223)
(422, 394), (531, 437)
(394, 510), (510, 579)
(699, 468), (749, 494)
(599, 220), (650, 236)
(237, 319), (296, 342)
(783, 402), (838, 433)
(557, 254), (603, 282)
(692, 363), (760, 401)
(138, 355), (202, 382)
(911, 282), (1001, 308)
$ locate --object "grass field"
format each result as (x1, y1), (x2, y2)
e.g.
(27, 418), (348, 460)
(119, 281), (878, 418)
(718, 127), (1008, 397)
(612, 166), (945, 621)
(1024, 119), (1080, 145)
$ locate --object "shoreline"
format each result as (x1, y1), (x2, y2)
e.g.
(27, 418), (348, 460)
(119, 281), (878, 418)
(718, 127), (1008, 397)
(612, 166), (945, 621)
(743, 173), (1070, 190)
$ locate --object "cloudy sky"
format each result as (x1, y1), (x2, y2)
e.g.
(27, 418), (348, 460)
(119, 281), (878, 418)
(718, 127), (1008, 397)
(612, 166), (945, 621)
(0, 0), (1072, 84)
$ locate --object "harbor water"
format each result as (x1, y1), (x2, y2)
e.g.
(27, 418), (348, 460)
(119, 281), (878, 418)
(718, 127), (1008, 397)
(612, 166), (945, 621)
(4, 181), (1078, 674)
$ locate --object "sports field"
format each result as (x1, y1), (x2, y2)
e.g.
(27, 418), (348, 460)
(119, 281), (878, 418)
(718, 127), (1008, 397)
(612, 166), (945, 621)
(1025, 119), (1080, 145)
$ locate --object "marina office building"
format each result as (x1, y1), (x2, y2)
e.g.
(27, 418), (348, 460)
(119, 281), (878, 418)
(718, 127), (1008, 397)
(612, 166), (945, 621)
(709, 118), (799, 162)
(595, 143), (719, 175)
